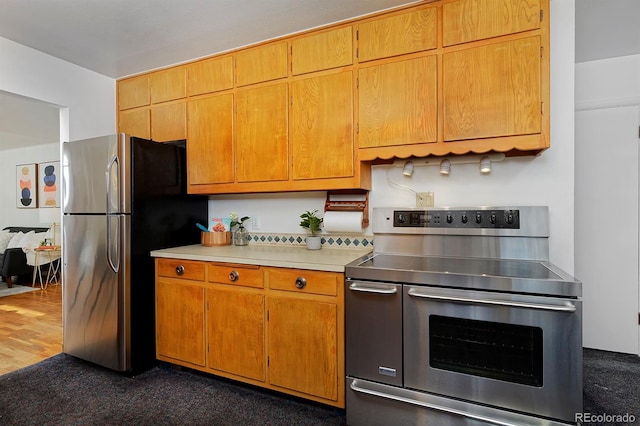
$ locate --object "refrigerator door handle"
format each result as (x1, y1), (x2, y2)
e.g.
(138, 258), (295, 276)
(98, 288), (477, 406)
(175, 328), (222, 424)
(106, 156), (120, 273)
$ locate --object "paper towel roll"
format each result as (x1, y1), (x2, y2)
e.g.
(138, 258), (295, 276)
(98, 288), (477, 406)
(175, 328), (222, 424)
(323, 211), (364, 233)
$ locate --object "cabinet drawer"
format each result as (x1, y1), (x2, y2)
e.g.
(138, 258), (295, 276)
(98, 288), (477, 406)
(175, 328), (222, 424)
(268, 268), (338, 296)
(157, 259), (205, 281)
(208, 263), (264, 288)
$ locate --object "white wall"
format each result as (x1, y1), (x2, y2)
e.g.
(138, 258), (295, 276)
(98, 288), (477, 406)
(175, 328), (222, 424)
(0, 36), (115, 143)
(0, 36), (115, 228)
(210, 0), (577, 273)
(576, 54), (640, 109)
(0, 143), (60, 227)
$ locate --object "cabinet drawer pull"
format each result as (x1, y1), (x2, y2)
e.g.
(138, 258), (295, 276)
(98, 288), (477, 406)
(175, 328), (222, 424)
(229, 270), (240, 282)
(175, 265), (185, 276)
(295, 277), (307, 289)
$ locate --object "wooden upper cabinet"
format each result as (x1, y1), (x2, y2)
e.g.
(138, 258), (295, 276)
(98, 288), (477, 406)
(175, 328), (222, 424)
(118, 75), (149, 110)
(150, 67), (186, 103)
(359, 55), (437, 149)
(118, 108), (150, 139)
(187, 94), (234, 186)
(236, 42), (288, 87)
(291, 26), (353, 75)
(357, 7), (437, 62)
(291, 71), (354, 180)
(443, 36), (541, 141)
(235, 83), (288, 183)
(443, 0), (541, 47)
(187, 56), (234, 96)
(151, 102), (186, 142)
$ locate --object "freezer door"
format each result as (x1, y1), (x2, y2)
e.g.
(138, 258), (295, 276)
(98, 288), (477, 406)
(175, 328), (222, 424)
(62, 134), (132, 214)
(62, 214), (131, 372)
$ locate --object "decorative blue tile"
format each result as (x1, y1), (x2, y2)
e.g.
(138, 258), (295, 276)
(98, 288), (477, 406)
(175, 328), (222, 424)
(238, 232), (374, 249)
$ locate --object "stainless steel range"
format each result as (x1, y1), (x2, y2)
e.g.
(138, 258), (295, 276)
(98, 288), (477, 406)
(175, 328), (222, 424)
(345, 207), (582, 426)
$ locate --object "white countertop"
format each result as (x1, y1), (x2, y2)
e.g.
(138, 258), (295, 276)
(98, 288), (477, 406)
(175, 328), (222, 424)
(150, 244), (373, 272)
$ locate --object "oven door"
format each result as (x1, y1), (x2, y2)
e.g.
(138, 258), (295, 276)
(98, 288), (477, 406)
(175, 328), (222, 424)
(404, 285), (582, 423)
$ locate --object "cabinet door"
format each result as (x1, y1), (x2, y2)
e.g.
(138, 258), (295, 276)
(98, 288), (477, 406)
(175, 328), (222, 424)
(119, 108), (150, 139)
(359, 56), (437, 148)
(236, 42), (288, 87)
(443, 36), (541, 141)
(156, 278), (206, 366)
(443, 0), (541, 46)
(268, 296), (338, 401)
(187, 94), (234, 185)
(236, 83), (288, 183)
(291, 26), (353, 75)
(150, 67), (186, 103)
(207, 288), (265, 381)
(118, 75), (149, 110)
(358, 7), (437, 62)
(291, 71), (353, 180)
(187, 56), (234, 96)
(151, 102), (186, 142)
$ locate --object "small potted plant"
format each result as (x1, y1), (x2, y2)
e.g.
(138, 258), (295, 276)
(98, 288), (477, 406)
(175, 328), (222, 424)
(299, 209), (323, 250)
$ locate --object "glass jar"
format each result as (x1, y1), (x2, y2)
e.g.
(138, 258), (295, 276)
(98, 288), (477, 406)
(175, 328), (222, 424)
(234, 227), (249, 246)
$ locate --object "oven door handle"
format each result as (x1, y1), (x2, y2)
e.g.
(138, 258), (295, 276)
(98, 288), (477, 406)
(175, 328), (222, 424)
(349, 282), (398, 294)
(349, 380), (518, 426)
(407, 288), (577, 312)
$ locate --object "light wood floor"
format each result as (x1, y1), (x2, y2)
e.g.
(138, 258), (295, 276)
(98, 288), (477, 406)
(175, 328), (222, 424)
(0, 282), (62, 375)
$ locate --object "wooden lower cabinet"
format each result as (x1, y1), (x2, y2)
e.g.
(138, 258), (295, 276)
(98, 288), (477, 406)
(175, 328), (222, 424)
(268, 296), (339, 401)
(207, 287), (265, 381)
(155, 259), (345, 408)
(155, 277), (206, 367)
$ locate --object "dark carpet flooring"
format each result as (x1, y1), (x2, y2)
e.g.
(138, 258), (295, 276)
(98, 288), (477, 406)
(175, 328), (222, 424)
(0, 348), (637, 425)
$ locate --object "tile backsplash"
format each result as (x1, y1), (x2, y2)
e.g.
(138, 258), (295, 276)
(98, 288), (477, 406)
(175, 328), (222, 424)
(246, 232), (373, 249)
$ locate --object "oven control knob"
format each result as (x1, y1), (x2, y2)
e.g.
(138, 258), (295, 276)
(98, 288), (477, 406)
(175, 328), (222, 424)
(461, 214), (468, 224)
(506, 214), (514, 224)
(475, 214), (482, 224)
(490, 214), (497, 224)
(446, 214), (453, 224)
(396, 213), (406, 224)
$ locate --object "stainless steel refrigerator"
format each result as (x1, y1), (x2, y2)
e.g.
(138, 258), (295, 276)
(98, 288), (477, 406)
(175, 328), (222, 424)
(62, 134), (207, 374)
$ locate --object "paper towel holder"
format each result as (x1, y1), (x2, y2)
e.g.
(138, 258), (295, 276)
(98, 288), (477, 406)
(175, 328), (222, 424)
(324, 190), (369, 228)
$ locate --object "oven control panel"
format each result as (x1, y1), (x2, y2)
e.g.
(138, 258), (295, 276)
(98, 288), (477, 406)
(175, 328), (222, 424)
(393, 209), (520, 229)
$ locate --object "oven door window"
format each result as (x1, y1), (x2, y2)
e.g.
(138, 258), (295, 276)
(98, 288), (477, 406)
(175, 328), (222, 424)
(429, 315), (543, 387)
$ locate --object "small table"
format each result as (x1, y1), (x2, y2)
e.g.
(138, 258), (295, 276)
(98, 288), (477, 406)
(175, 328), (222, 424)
(32, 246), (62, 289)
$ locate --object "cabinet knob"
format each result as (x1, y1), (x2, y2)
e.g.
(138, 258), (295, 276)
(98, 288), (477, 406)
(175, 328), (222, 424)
(295, 276), (307, 289)
(229, 270), (240, 282)
(175, 265), (185, 276)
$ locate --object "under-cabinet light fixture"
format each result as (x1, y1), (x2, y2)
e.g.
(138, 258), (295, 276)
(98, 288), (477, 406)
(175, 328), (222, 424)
(439, 159), (451, 175)
(402, 160), (415, 177)
(394, 153), (506, 176)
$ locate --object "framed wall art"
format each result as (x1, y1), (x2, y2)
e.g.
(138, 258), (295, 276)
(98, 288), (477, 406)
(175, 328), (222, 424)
(38, 161), (60, 208)
(16, 163), (37, 208)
